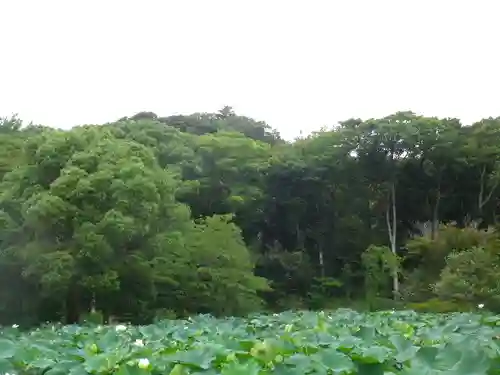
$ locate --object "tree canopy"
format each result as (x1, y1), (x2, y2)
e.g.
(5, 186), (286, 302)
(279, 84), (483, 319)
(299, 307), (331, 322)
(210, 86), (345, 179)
(1, 108), (500, 324)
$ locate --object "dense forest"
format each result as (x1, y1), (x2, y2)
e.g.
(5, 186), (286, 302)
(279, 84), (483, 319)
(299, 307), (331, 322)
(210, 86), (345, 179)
(0, 107), (499, 326)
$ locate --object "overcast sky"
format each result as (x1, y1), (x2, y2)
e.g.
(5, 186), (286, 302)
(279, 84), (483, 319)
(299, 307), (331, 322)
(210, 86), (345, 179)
(1, 1), (499, 140)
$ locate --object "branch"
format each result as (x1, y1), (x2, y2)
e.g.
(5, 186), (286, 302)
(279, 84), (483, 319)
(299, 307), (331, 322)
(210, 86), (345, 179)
(483, 177), (500, 208)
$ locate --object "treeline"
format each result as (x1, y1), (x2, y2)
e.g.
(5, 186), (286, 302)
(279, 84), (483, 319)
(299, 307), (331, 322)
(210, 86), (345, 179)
(1, 107), (500, 325)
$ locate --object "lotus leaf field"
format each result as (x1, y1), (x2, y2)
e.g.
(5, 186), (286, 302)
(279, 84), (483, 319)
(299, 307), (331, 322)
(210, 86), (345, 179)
(1, 309), (500, 374)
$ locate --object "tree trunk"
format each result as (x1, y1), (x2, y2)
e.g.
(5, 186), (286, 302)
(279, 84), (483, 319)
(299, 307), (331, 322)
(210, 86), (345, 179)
(478, 165), (499, 216)
(295, 224), (303, 249)
(65, 285), (80, 324)
(431, 185), (441, 240)
(90, 292), (96, 313)
(318, 247), (325, 278)
(385, 182), (399, 299)
(478, 166), (486, 215)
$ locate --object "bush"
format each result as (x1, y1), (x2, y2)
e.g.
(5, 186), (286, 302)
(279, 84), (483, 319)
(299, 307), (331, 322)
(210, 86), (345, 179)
(403, 225), (498, 301)
(274, 295), (308, 311)
(79, 310), (104, 325)
(154, 309), (178, 321)
(368, 297), (405, 311)
(406, 298), (472, 313)
(433, 246), (500, 312)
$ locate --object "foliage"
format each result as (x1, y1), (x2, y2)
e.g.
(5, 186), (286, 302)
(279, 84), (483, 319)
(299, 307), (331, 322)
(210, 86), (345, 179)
(79, 310), (104, 325)
(403, 225), (498, 301)
(152, 214), (270, 317)
(405, 299), (472, 313)
(434, 244), (500, 312)
(1, 310), (500, 374)
(3, 106), (500, 320)
(0, 121), (266, 324)
(362, 245), (400, 301)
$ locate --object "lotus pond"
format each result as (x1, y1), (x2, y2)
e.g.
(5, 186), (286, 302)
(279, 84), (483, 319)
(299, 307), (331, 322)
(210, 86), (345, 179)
(1, 309), (500, 374)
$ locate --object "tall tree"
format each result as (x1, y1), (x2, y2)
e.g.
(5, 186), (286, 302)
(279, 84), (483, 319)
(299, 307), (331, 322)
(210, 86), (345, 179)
(343, 112), (418, 297)
(463, 118), (500, 224)
(407, 117), (462, 238)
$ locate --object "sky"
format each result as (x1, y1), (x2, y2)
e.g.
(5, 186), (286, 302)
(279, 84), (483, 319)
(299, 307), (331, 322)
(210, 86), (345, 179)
(1, 0), (499, 140)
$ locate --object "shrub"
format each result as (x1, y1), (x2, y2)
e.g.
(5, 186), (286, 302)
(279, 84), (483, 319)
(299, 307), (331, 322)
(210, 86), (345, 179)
(406, 298), (472, 313)
(79, 310), (104, 325)
(433, 246), (500, 312)
(403, 225), (498, 301)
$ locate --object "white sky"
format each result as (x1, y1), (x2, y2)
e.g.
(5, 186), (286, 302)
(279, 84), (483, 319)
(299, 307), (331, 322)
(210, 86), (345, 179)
(1, 0), (499, 140)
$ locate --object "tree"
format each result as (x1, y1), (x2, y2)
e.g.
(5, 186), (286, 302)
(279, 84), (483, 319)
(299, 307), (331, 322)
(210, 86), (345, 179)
(0, 115), (28, 180)
(157, 107), (283, 144)
(407, 117), (462, 238)
(434, 244), (500, 311)
(179, 131), (271, 219)
(462, 118), (500, 224)
(0, 120), (273, 323)
(110, 117), (198, 171)
(0, 126), (195, 322)
(362, 245), (400, 304)
(3, 106), (500, 320)
(341, 112), (417, 298)
(168, 214), (269, 316)
(403, 225), (496, 301)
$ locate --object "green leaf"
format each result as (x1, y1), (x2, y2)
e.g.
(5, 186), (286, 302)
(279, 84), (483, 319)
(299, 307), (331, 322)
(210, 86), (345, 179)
(284, 353), (314, 372)
(356, 362), (385, 375)
(355, 326), (377, 342)
(220, 360), (261, 375)
(444, 348), (491, 375)
(169, 364), (189, 375)
(28, 357), (56, 369)
(115, 364), (150, 375)
(355, 346), (391, 364)
(45, 360), (82, 375)
(0, 358), (14, 374)
(312, 348), (355, 373)
(0, 339), (15, 359)
(389, 335), (419, 362)
(83, 353), (114, 373)
(166, 348), (216, 370)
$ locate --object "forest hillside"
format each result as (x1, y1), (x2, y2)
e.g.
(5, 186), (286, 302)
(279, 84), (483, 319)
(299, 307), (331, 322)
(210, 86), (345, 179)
(0, 107), (498, 325)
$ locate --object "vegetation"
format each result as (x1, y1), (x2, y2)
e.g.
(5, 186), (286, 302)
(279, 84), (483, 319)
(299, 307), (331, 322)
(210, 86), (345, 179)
(2, 107), (500, 324)
(1, 310), (500, 374)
